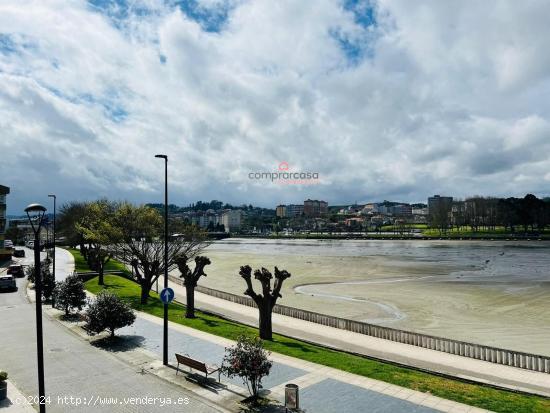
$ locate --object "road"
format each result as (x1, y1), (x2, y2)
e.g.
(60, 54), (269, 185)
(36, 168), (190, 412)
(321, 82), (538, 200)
(0, 249), (222, 413)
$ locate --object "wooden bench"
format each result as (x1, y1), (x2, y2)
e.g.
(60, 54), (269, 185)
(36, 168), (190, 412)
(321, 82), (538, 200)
(175, 353), (221, 381)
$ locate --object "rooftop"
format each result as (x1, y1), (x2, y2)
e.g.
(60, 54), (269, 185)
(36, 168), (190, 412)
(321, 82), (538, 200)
(0, 184), (10, 195)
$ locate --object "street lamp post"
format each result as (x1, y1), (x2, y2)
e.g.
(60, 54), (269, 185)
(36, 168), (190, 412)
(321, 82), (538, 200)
(155, 154), (169, 366)
(25, 203), (47, 413)
(48, 195), (56, 308)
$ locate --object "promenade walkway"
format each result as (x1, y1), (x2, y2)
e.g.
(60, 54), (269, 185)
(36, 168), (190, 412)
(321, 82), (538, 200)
(165, 275), (550, 397)
(120, 311), (485, 412)
(0, 249), (223, 413)
(59, 248), (486, 412)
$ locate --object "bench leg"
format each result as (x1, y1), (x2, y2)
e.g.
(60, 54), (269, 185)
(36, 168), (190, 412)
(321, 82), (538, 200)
(176, 362), (180, 375)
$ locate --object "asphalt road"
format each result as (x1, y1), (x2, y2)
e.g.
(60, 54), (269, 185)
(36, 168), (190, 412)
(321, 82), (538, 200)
(0, 251), (221, 413)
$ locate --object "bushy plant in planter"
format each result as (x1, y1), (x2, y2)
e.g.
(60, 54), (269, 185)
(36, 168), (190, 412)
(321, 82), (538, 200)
(0, 371), (8, 401)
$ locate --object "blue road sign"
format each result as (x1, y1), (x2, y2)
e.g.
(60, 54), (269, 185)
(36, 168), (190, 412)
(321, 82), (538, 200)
(160, 287), (175, 304)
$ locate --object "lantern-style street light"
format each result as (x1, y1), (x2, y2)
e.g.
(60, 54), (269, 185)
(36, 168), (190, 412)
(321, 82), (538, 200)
(25, 203), (47, 413)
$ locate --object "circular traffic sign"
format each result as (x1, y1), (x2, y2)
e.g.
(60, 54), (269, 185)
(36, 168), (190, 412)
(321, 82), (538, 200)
(160, 287), (175, 304)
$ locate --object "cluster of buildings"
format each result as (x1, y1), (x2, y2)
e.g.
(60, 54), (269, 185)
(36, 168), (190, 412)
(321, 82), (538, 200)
(276, 199), (328, 218)
(335, 201), (429, 228)
(273, 198), (435, 231)
(178, 209), (242, 233)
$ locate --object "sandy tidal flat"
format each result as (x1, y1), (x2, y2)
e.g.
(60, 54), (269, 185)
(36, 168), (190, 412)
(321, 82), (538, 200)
(174, 238), (550, 356)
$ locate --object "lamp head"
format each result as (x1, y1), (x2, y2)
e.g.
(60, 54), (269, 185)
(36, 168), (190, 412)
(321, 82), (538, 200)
(25, 203), (47, 234)
(155, 154), (168, 160)
(25, 203), (46, 214)
(48, 194), (56, 198)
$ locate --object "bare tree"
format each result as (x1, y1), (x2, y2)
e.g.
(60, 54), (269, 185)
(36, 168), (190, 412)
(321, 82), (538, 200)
(110, 203), (209, 304)
(176, 255), (211, 318)
(238, 265), (291, 340)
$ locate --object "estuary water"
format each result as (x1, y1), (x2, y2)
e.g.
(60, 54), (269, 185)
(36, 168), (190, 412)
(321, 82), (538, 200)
(196, 238), (550, 355)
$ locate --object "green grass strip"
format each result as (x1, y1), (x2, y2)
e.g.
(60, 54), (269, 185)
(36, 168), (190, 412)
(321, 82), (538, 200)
(69, 249), (550, 413)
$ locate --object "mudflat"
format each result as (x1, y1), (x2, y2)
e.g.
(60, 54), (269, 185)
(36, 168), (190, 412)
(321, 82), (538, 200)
(175, 238), (550, 355)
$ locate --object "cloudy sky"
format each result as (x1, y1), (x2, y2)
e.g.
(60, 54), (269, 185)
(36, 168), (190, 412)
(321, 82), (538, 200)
(1, 0), (550, 213)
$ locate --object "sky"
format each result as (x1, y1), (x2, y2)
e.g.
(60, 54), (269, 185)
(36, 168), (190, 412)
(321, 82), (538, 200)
(1, 0), (550, 214)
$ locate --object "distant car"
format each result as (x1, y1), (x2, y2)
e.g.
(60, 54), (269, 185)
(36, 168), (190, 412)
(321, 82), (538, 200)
(0, 274), (17, 292)
(13, 249), (25, 258)
(7, 265), (25, 278)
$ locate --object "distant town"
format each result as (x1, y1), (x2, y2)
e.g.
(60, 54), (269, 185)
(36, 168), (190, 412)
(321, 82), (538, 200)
(2, 186), (550, 256)
(144, 194), (550, 238)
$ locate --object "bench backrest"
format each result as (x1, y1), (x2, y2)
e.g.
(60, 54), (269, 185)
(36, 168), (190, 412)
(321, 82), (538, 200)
(175, 353), (207, 373)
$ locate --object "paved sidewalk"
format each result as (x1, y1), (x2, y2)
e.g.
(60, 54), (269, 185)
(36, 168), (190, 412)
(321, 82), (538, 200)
(54, 247), (75, 282)
(59, 248), (487, 412)
(118, 311), (489, 413)
(0, 276), (224, 412)
(0, 380), (36, 413)
(165, 275), (550, 397)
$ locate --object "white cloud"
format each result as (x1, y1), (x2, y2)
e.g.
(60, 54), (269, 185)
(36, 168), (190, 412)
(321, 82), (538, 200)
(1, 0), (550, 213)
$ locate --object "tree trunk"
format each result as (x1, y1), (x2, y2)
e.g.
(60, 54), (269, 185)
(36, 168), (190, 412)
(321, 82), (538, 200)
(185, 285), (196, 318)
(258, 305), (273, 340)
(98, 261), (104, 286)
(140, 283), (150, 304)
(251, 379), (258, 400)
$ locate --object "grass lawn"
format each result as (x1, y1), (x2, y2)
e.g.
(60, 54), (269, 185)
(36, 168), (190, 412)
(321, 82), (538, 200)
(68, 248), (131, 274)
(422, 226), (550, 238)
(69, 250), (550, 413)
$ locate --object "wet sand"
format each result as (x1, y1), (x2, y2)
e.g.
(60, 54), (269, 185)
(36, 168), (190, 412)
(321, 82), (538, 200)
(184, 238), (550, 355)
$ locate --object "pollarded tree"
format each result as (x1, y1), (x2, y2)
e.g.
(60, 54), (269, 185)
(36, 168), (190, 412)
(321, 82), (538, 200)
(110, 203), (210, 304)
(54, 274), (86, 316)
(85, 291), (136, 338)
(176, 255), (211, 318)
(238, 265), (291, 340)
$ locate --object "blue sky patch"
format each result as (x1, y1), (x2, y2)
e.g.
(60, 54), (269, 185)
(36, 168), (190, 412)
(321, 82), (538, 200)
(87, 0), (235, 33)
(342, 0), (376, 29)
(172, 0), (235, 32)
(0, 34), (18, 55)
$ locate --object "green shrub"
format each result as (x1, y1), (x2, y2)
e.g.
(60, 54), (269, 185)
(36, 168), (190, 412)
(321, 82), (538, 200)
(85, 291), (135, 338)
(0, 371), (7, 382)
(221, 335), (272, 400)
(54, 274), (86, 315)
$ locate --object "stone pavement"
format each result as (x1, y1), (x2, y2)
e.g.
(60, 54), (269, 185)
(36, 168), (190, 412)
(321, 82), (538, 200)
(116, 311), (490, 413)
(0, 380), (36, 413)
(165, 275), (550, 397)
(0, 276), (225, 412)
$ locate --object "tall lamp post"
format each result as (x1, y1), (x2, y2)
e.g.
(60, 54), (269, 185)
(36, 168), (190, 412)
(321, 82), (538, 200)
(48, 195), (56, 308)
(154, 154), (169, 366)
(25, 203), (47, 413)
